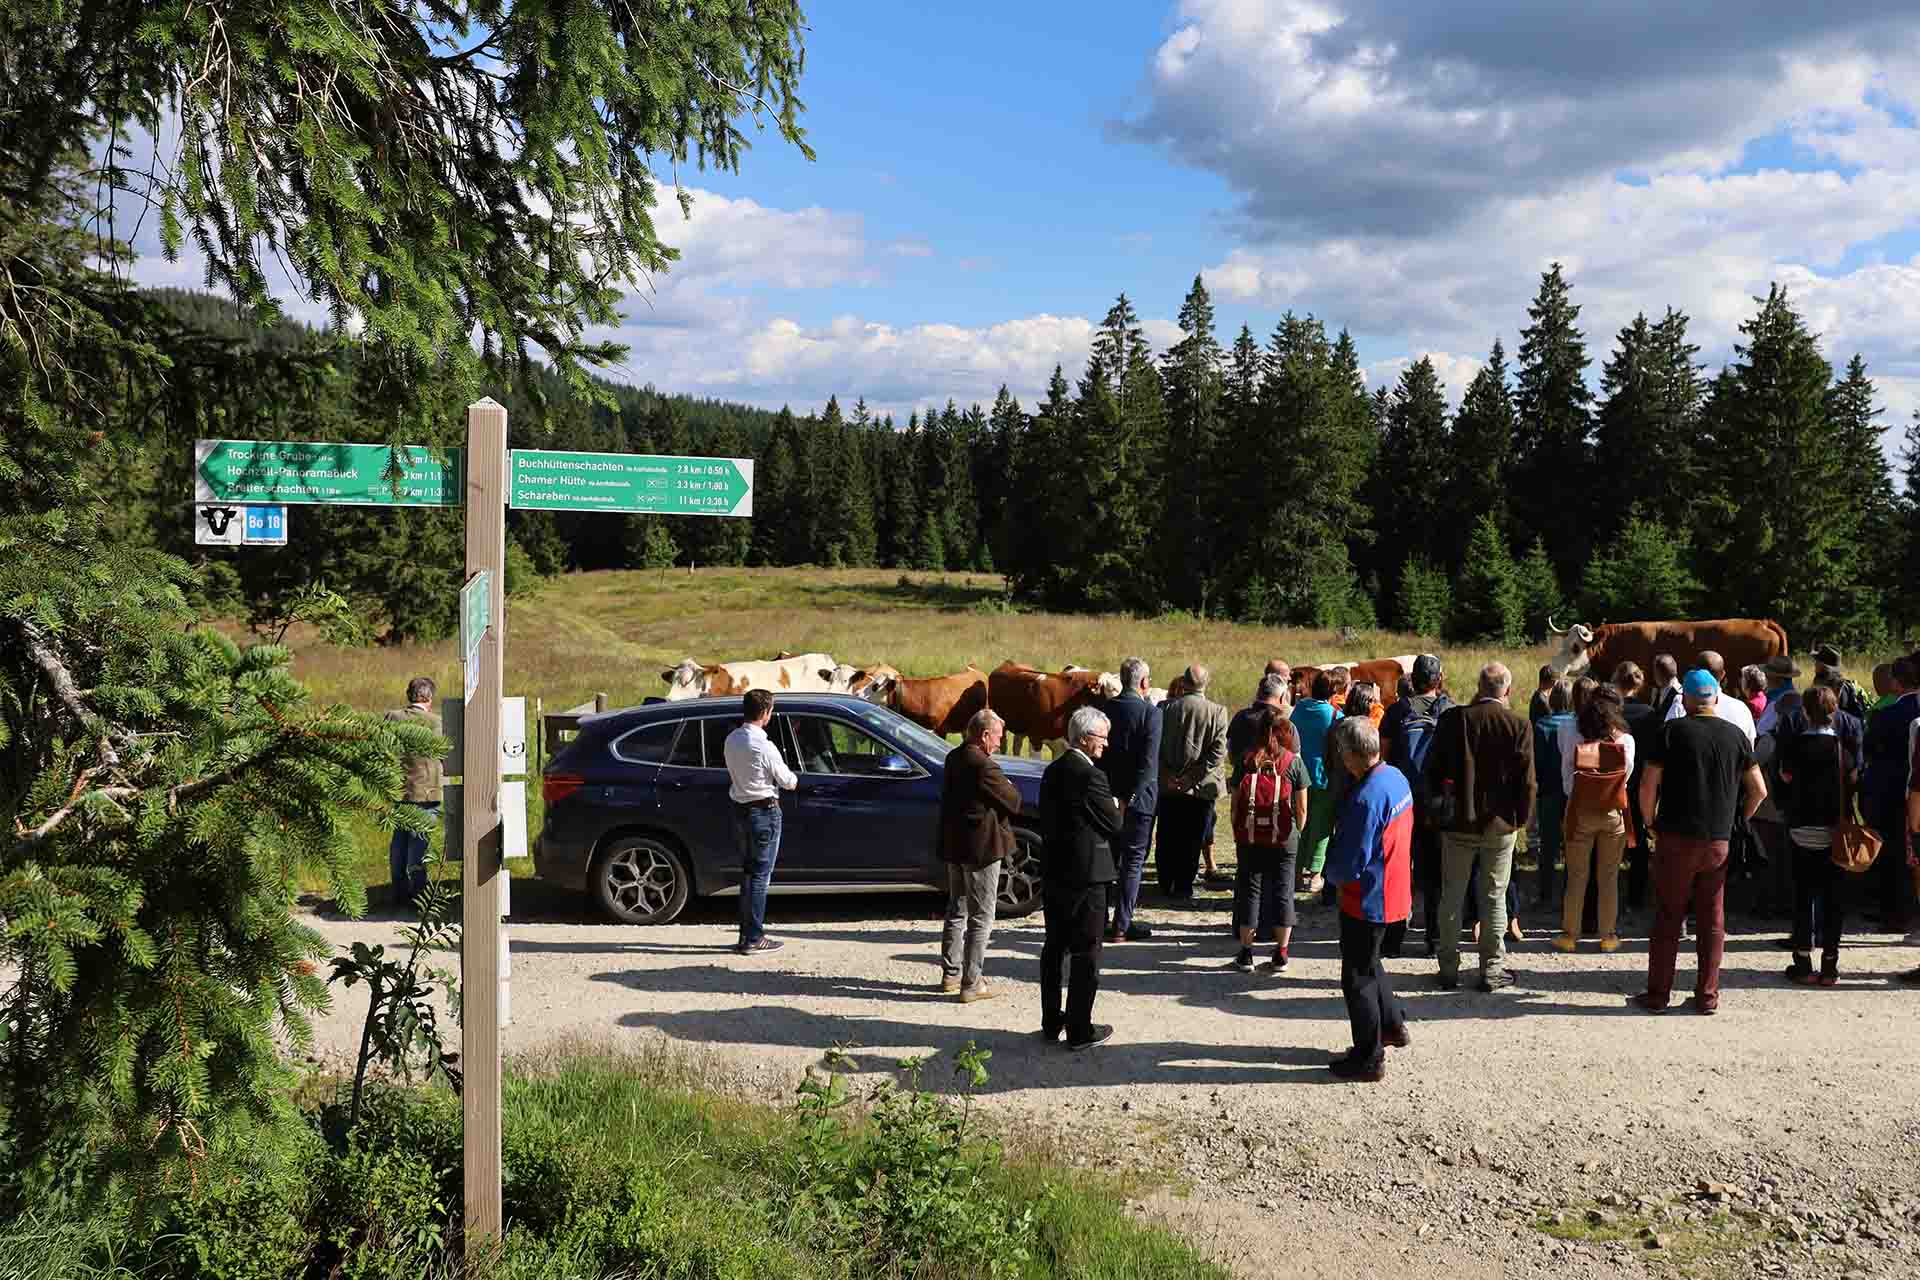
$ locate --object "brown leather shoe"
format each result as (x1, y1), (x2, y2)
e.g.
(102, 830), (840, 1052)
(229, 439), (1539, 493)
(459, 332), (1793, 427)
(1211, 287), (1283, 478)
(1382, 1024), (1411, 1049)
(959, 983), (1002, 1004)
(939, 975), (961, 994)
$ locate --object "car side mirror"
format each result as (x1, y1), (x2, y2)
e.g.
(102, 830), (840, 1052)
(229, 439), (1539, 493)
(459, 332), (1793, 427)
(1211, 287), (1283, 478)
(879, 754), (914, 775)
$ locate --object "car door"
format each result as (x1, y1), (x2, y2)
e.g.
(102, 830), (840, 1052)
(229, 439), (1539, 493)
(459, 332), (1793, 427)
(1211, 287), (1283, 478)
(654, 715), (823, 887)
(781, 713), (942, 884)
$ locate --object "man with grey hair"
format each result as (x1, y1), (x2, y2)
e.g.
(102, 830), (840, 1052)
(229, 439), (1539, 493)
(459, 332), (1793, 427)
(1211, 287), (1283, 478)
(1039, 705), (1122, 1050)
(1426, 662), (1536, 992)
(1101, 656), (1162, 942)
(938, 709), (1022, 1001)
(1159, 664), (1229, 902)
(1228, 673), (1292, 787)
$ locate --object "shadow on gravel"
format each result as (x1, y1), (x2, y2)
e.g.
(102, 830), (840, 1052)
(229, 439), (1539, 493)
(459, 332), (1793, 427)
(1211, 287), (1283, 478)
(613, 1002), (1348, 1088)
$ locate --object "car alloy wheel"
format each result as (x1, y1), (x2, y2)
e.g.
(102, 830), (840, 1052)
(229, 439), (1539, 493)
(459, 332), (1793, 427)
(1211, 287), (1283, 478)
(594, 836), (692, 925)
(998, 829), (1043, 916)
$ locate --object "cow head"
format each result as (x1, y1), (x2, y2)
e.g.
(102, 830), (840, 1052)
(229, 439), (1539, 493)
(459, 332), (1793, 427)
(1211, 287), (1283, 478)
(1093, 671), (1123, 699)
(821, 663), (860, 692)
(660, 659), (710, 700)
(1546, 618), (1596, 675)
(846, 664), (900, 702)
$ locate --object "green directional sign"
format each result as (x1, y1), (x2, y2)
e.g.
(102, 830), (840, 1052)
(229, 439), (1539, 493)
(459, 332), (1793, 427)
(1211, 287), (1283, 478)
(195, 439), (464, 507)
(508, 449), (753, 517)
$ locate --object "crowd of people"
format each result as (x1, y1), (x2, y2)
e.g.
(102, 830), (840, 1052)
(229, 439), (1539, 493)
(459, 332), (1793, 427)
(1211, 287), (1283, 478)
(664, 647), (1920, 1078)
(920, 648), (1920, 1077)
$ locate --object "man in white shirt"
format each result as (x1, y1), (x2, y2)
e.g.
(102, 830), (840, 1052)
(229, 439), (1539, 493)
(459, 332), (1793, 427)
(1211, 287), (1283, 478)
(723, 688), (798, 955)
(1664, 650), (1755, 746)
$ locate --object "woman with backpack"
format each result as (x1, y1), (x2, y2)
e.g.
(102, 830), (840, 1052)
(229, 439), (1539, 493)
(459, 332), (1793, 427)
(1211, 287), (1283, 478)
(1553, 685), (1635, 953)
(1229, 706), (1310, 974)
(1776, 686), (1856, 986)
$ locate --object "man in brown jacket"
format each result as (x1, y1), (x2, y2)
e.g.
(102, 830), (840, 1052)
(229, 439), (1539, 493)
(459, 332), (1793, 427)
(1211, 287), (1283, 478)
(939, 709), (1023, 1001)
(1427, 662), (1536, 992)
(383, 676), (443, 907)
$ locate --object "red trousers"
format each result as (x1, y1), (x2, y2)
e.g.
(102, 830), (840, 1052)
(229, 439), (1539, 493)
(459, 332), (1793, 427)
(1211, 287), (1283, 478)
(1646, 835), (1729, 1007)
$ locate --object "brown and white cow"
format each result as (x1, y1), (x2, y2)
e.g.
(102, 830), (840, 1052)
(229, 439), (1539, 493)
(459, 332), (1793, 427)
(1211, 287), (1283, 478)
(660, 652), (840, 700)
(1287, 657), (1410, 708)
(848, 664), (991, 737)
(987, 661), (1104, 757)
(1092, 671), (1169, 706)
(1546, 618), (1789, 684)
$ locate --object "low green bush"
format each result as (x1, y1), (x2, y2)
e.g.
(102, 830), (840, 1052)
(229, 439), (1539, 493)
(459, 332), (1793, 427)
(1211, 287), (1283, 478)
(0, 1049), (1225, 1280)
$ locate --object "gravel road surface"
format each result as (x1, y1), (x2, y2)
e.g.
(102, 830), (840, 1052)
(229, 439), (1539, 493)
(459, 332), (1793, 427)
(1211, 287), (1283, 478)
(306, 882), (1920, 1279)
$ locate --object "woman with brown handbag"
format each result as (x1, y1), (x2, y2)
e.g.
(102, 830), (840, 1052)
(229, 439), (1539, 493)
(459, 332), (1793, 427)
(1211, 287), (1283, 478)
(1776, 686), (1856, 987)
(1554, 686), (1634, 953)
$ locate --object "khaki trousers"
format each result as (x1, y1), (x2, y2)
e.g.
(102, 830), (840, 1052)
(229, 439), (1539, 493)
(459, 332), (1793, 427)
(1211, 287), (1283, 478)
(1561, 810), (1626, 939)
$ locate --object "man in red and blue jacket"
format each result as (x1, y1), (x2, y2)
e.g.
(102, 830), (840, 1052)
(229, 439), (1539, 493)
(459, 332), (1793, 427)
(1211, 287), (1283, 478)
(1322, 717), (1414, 1082)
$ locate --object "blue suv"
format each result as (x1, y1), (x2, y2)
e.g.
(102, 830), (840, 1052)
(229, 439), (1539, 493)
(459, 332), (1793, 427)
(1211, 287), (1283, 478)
(535, 694), (1048, 924)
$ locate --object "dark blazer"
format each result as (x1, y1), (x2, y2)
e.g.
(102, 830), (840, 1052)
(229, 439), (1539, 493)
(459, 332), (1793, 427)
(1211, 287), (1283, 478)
(939, 743), (1023, 869)
(1041, 749), (1122, 888)
(1429, 697), (1536, 834)
(1099, 691), (1162, 816)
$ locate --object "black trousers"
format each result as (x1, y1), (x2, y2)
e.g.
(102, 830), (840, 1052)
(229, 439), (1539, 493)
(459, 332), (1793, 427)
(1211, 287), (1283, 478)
(1867, 807), (1914, 928)
(1233, 841), (1298, 933)
(1156, 793), (1210, 898)
(1339, 912), (1405, 1066)
(1041, 882), (1107, 1039)
(1790, 842), (1844, 959)
(1412, 822), (1442, 942)
(1626, 782), (1651, 909)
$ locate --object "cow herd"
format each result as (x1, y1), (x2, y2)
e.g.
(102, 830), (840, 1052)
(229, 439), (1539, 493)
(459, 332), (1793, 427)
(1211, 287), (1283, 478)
(655, 616), (1802, 760)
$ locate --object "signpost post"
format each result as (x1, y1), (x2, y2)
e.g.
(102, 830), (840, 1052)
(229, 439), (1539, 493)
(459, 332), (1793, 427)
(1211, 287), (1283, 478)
(459, 400), (508, 1247)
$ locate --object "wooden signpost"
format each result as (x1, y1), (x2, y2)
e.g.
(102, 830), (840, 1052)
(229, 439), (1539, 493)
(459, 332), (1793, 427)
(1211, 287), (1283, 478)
(197, 409), (755, 1257)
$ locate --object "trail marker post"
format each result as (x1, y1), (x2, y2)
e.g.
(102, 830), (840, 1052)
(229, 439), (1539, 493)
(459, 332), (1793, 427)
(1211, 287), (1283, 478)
(459, 399), (508, 1247)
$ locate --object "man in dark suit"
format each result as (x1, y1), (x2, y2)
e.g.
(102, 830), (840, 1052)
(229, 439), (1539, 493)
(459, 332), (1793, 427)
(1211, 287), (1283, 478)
(1100, 656), (1161, 942)
(938, 709), (1023, 1002)
(1040, 705), (1123, 1050)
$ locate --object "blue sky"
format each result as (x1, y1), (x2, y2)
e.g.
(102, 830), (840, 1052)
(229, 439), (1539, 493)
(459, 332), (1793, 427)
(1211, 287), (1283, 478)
(129, 1), (1920, 447)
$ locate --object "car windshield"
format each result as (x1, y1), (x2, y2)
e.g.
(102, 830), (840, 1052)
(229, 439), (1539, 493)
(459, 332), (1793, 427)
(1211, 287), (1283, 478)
(840, 700), (956, 760)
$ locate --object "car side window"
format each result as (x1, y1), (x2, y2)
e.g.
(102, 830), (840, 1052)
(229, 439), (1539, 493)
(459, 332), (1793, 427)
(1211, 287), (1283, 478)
(612, 721), (677, 765)
(664, 719), (706, 769)
(701, 719), (737, 770)
(786, 715), (916, 777)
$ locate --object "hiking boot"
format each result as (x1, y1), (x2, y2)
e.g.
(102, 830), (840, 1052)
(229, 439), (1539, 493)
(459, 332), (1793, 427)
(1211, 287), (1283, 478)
(1067, 1024), (1114, 1051)
(1329, 1053), (1386, 1083)
(1597, 935), (1622, 953)
(1230, 947), (1255, 973)
(940, 975), (962, 994)
(1478, 969), (1516, 993)
(1550, 933), (1578, 953)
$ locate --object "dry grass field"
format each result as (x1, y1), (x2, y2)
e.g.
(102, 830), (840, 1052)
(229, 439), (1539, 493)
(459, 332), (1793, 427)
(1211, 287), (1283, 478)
(271, 566), (1907, 897)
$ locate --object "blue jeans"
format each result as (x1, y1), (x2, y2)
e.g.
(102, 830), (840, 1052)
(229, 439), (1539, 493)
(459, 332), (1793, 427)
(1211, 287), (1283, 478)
(388, 801), (439, 904)
(1109, 809), (1156, 934)
(732, 802), (782, 945)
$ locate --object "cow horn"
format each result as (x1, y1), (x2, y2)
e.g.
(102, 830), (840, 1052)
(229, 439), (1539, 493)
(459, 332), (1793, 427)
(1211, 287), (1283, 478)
(1547, 615), (1568, 636)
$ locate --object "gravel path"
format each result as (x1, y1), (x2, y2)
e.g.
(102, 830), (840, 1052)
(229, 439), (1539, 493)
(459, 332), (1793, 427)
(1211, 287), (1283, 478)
(305, 883), (1920, 1279)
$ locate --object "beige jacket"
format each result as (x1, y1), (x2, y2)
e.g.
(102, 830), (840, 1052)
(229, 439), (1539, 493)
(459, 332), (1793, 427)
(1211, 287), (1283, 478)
(384, 704), (443, 803)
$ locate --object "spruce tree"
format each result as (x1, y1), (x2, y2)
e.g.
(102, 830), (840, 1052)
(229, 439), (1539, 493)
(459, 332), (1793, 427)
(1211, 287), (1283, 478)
(1078, 296), (1165, 613)
(1008, 369), (1079, 604)
(1828, 354), (1898, 636)
(1158, 275), (1226, 612)
(1397, 557), (1454, 637)
(1450, 513), (1524, 644)
(943, 402), (983, 570)
(1896, 411), (1920, 637)
(1592, 309), (1703, 544)
(752, 423), (797, 567)
(1697, 287), (1875, 639)
(978, 388), (1024, 574)
(1365, 357), (1450, 593)
(1578, 513), (1702, 620)
(1509, 263), (1595, 579)
(1514, 536), (1564, 641)
(882, 416), (922, 569)
(1448, 339), (1515, 564)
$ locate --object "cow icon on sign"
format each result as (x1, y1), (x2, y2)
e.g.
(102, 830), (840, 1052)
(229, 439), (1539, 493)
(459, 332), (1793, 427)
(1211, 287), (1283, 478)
(202, 506), (238, 536)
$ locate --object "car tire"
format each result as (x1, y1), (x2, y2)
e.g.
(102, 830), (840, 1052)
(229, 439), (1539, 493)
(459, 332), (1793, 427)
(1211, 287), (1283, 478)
(592, 835), (692, 925)
(998, 827), (1044, 916)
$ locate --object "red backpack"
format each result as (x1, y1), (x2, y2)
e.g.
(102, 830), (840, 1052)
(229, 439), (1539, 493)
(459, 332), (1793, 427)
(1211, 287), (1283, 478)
(1232, 749), (1297, 847)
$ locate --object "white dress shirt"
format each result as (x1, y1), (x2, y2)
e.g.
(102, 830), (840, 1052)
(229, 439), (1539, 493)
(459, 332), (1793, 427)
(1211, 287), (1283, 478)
(724, 721), (798, 803)
(1664, 688), (1756, 746)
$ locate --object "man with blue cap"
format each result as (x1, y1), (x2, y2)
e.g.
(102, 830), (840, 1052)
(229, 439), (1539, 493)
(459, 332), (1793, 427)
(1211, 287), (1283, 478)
(1633, 669), (1767, 1014)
